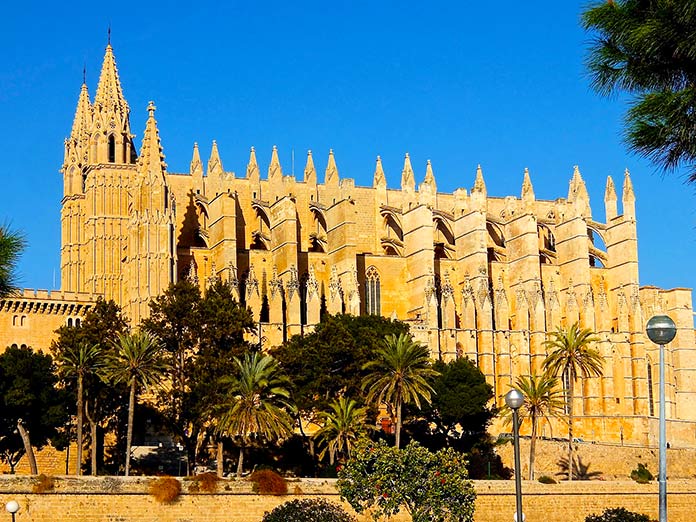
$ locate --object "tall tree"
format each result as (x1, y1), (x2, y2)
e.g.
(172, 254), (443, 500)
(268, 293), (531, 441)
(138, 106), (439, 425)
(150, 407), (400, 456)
(503, 373), (566, 480)
(108, 330), (168, 476)
(314, 397), (369, 465)
(0, 346), (69, 474)
(362, 333), (438, 449)
(543, 323), (603, 481)
(214, 353), (294, 477)
(142, 280), (202, 460)
(0, 224), (25, 298)
(583, 1), (696, 181)
(55, 342), (104, 476)
(51, 298), (128, 475)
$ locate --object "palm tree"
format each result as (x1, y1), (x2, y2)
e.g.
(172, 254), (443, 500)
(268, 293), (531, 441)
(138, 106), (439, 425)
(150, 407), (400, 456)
(314, 396), (369, 465)
(215, 353), (294, 477)
(543, 323), (603, 481)
(55, 342), (104, 476)
(503, 373), (566, 480)
(582, 2), (696, 182)
(0, 224), (25, 298)
(362, 333), (438, 449)
(108, 330), (167, 476)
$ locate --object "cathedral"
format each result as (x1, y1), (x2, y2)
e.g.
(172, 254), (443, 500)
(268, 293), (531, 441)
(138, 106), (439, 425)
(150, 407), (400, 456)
(2, 43), (695, 447)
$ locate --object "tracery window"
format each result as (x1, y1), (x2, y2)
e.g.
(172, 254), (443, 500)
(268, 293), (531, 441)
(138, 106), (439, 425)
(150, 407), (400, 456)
(365, 266), (381, 316)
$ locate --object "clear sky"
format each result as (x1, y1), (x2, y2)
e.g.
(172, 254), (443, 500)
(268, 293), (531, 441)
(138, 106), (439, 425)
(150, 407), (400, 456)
(1, 1), (694, 294)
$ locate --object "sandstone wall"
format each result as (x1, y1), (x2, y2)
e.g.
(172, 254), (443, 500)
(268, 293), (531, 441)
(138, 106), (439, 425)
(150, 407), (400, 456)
(0, 476), (693, 522)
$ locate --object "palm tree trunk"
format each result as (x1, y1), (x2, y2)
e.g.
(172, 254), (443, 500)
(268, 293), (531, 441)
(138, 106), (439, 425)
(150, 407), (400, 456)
(236, 446), (244, 478)
(567, 378), (574, 482)
(529, 414), (538, 481)
(85, 397), (98, 475)
(16, 420), (38, 474)
(125, 379), (136, 477)
(217, 440), (224, 478)
(76, 375), (83, 476)
(395, 401), (402, 449)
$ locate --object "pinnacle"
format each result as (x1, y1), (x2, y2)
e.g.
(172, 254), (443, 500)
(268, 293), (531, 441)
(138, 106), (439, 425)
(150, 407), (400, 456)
(69, 82), (92, 141)
(473, 164), (486, 194)
(246, 146), (259, 181)
(605, 175), (617, 200)
(138, 101), (166, 179)
(522, 167), (534, 199)
(94, 43), (129, 119)
(401, 152), (415, 190)
(304, 150), (316, 184)
(373, 155), (386, 188)
(325, 149), (338, 185)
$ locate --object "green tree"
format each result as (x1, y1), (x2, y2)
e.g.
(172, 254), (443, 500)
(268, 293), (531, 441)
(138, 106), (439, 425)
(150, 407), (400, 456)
(214, 353), (294, 477)
(0, 346), (69, 474)
(502, 373), (565, 480)
(407, 357), (494, 452)
(583, 1), (696, 181)
(0, 224), (25, 298)
(314, 397), (369, 465)
(543, 323), (603, 481)
(108, 330), (168, 476)
(55, 342), (104, 476)
(192, 279), (256, 474)
(362, 333), (438, 449)
(272, 314), (409, 422)
(142, 280), (202, 463)
(51, 298), (128, 475)
(338, 438), (476, 522)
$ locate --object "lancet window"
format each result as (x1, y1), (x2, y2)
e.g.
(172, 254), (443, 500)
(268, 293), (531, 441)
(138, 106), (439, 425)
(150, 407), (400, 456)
(365, 266), (381, 315)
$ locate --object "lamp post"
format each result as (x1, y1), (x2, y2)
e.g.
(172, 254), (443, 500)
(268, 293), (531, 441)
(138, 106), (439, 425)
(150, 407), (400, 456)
(505, 389), (525, 522)
(646, 314), (677, 522)
(5, 500), (19, 522)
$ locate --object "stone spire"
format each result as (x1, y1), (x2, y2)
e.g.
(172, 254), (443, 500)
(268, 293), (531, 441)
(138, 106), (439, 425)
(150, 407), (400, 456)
(622, 168), (635, 218)
(93, 44), (129, 122)
(137, 101), (167, 183)
(521, 167), (534, 199)
(325, 149), (339, 186)
(304, 150), (316, 185)
(190, 142), (203, 179)
(246, 146), (260, 184)
(401, 153), (415, 191)
(568, 165), (591, 216)
(373, 155), (386, 188)
(70, 82), (92, 142)
(268, 145), (282, 181)
(423, 159), (437, 190)
(604, 175), (617, 221)
(207, 140), (223, 178)
(472, 164), (486, 196)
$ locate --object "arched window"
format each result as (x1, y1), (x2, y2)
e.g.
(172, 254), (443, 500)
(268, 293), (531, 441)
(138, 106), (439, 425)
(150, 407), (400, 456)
(108, 135), (116, 163)
(647, 357), (655, 417)
(20, 315), (26, 326)
(67, 318), (73, 327)
(365, 266), (381, 316)
(12, 315), (17, 326)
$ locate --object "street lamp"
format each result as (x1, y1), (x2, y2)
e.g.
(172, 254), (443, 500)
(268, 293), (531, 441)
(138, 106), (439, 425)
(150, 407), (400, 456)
(505, 389), (525, 522)
(646, 314), (677, 522)
(5, 500), (19, 522)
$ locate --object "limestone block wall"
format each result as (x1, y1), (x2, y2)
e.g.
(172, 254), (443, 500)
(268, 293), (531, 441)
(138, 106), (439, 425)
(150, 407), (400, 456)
(1, 476), (695, 522)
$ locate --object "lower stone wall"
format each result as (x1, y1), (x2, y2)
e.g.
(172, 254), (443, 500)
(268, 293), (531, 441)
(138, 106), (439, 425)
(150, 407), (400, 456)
(0, 476), (693, 522)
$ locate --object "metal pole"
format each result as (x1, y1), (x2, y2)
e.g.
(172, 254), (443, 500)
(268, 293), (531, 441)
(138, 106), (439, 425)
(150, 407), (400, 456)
(512, 408), (523, 522)
(659, 342), (667, 522)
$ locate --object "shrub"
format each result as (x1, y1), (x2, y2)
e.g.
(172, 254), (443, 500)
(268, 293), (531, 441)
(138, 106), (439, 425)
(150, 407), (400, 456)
(262, 498), (356, 522)
(585, 507), (652, 522)
(149, 476), (182, 503)
(191, 471), (219, 493)
(32, 474), (55, 493)
(630, 463), (653, 484)
(249, 469), (288, 495)
(538, 475), (557, 484)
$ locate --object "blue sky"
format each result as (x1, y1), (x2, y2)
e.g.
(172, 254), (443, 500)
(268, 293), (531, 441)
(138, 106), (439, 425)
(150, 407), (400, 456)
(1, 1), (695, 293)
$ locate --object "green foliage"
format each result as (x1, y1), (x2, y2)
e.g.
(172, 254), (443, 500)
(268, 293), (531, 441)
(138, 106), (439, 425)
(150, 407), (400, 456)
(0, 223), (25, 298)
(362, 333), (438, 448)
(0, 346), (70, 472)
(585, 507), (652, 522)
(630, 463), (653, 484)
(314, 397), (369, 464)
(338, 439), (476, 522)
(406, 357), (493, 452)
(582, 1), (696, 182)
(249, 469), (288, 495)
(538, 475), (557, 484)
(262, 498), (356, 522)
(272, 314), (409, 417)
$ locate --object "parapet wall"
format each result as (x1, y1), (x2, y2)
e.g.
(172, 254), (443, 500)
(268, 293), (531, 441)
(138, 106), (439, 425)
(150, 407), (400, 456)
(0, 476), (693, 522)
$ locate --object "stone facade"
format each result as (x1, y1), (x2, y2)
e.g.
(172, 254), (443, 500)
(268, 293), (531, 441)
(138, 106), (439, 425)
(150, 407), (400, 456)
(2, 42), (695, 447)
